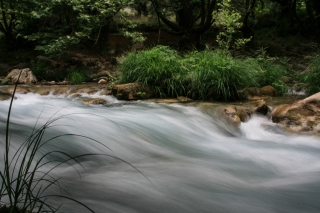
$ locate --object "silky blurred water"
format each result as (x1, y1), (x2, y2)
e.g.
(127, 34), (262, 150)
(1, 93), (320, 213)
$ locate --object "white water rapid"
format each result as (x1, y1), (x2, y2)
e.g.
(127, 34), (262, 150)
(1, 92), (320, 213)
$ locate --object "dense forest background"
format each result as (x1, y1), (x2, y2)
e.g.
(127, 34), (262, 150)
(0, 0), (319, 99)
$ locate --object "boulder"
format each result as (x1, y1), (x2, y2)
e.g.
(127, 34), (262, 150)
(236, 106), (253, 122)
(245, 85), (276, 97)
(6, 68), (37, 84)
(112, 83), (154, 100)
(272, 92), (320, 134)
(260, 85), (276, 96)
(253, 99), (272, 117)
(214, 106), (242, 134)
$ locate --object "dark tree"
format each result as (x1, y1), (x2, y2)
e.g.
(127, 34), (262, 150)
(151, 0), (217, 49)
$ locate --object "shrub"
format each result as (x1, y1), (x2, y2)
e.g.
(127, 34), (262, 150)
(69, 69), (87, 84)
(119, 45), (185, 97)
(303, 55), (320, 95)
(254, 56), (289, 95)
(184, 49), (258, 100)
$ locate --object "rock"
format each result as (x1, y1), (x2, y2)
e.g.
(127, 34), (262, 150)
(0, 92), (12, 100)
(214, 106), (242, 134)
(69, 86), (99, 94)
(260, 85), (276, 96)
(245, 87), (262, 96)
(99, 89), (112, 96)
(220, 106), (241, 127)
(69, 93), (82, 98)
(253, 99), (272, 117)
(245, 85), (276, 97)
(6, 87), (30, 94)
(236, 106), (253, 122)
(6, 68), (37, 84)
(272, 92), (320, 134)
(81, 98), (108, 105)
(98, 79), (108, 84)
(112, 83), (154, 100)
(177, 96), (192, 102)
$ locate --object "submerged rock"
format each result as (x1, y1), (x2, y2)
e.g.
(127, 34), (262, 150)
(6, 68), (37, 84)
(272, 92), (320, 134)
(112, 83), (155, 100)
(0, 92), (12, 100)
(81, 98), (108, 105)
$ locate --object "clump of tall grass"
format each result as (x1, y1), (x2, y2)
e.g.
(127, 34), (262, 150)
(184, 49), (258, 100)
(119, 45), (290, 100)
(303, 55), (320, 95)
(254, 57), (288, 95)
(118, 45), (186, 97)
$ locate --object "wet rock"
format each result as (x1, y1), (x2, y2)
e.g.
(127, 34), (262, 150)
(69, 93), (82, 98)
(260, 85), (276, 96)
(245, 85), (276, 98)
(69, 86), (99, 94)
(272, 92), (320, 134)
(219, 106), (241, 127)
(6, 87), (30, 94)
(81, 98), (108, 105)
(98, 79), (108, 84)
(177, 96), (192, 102)
(99, 89), (112, 96)
(236, 106), (253, 122)
(6, 68), (37, 84)
(52, 86), (70, 95)
(112, 83), (154, 100)
(30, 86), (51, 95)
(0, 92), (12, 100)
(253, 99), (272, 117)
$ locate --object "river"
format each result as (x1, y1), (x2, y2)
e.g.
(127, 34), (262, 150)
(0, 91), (320, 213)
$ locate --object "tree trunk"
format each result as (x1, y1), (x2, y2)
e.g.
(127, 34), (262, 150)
(178, 32), (201, 50)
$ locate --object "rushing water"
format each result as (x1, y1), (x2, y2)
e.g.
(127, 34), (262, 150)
(1, 92), (320, 213)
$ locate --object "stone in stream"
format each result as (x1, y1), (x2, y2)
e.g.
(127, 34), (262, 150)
(272, 92), (320, 134)
(81, 98), (108, 105)
(112, 83), (155, 100)
(6, 68), (37, 84)
(253, 99), (272, 117)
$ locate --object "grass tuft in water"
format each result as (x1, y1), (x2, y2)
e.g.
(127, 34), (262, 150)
(0, 75), (149, 212)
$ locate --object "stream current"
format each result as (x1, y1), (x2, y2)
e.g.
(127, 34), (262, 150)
(1, 92), (320, 213)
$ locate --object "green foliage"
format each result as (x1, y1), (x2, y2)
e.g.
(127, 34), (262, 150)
(212, 0), (252, 50)
(119, 45), (291, 100)
(303, 55), (320, 95)
(252, 48), (289, 94)
(31, 60), (51, 80)
(0, 78), (10, 85)
(184, 49), (258, 100)
(26, 0), (134, 57)
(119, 45), (185, 97)
(69, 69), (87, 84)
